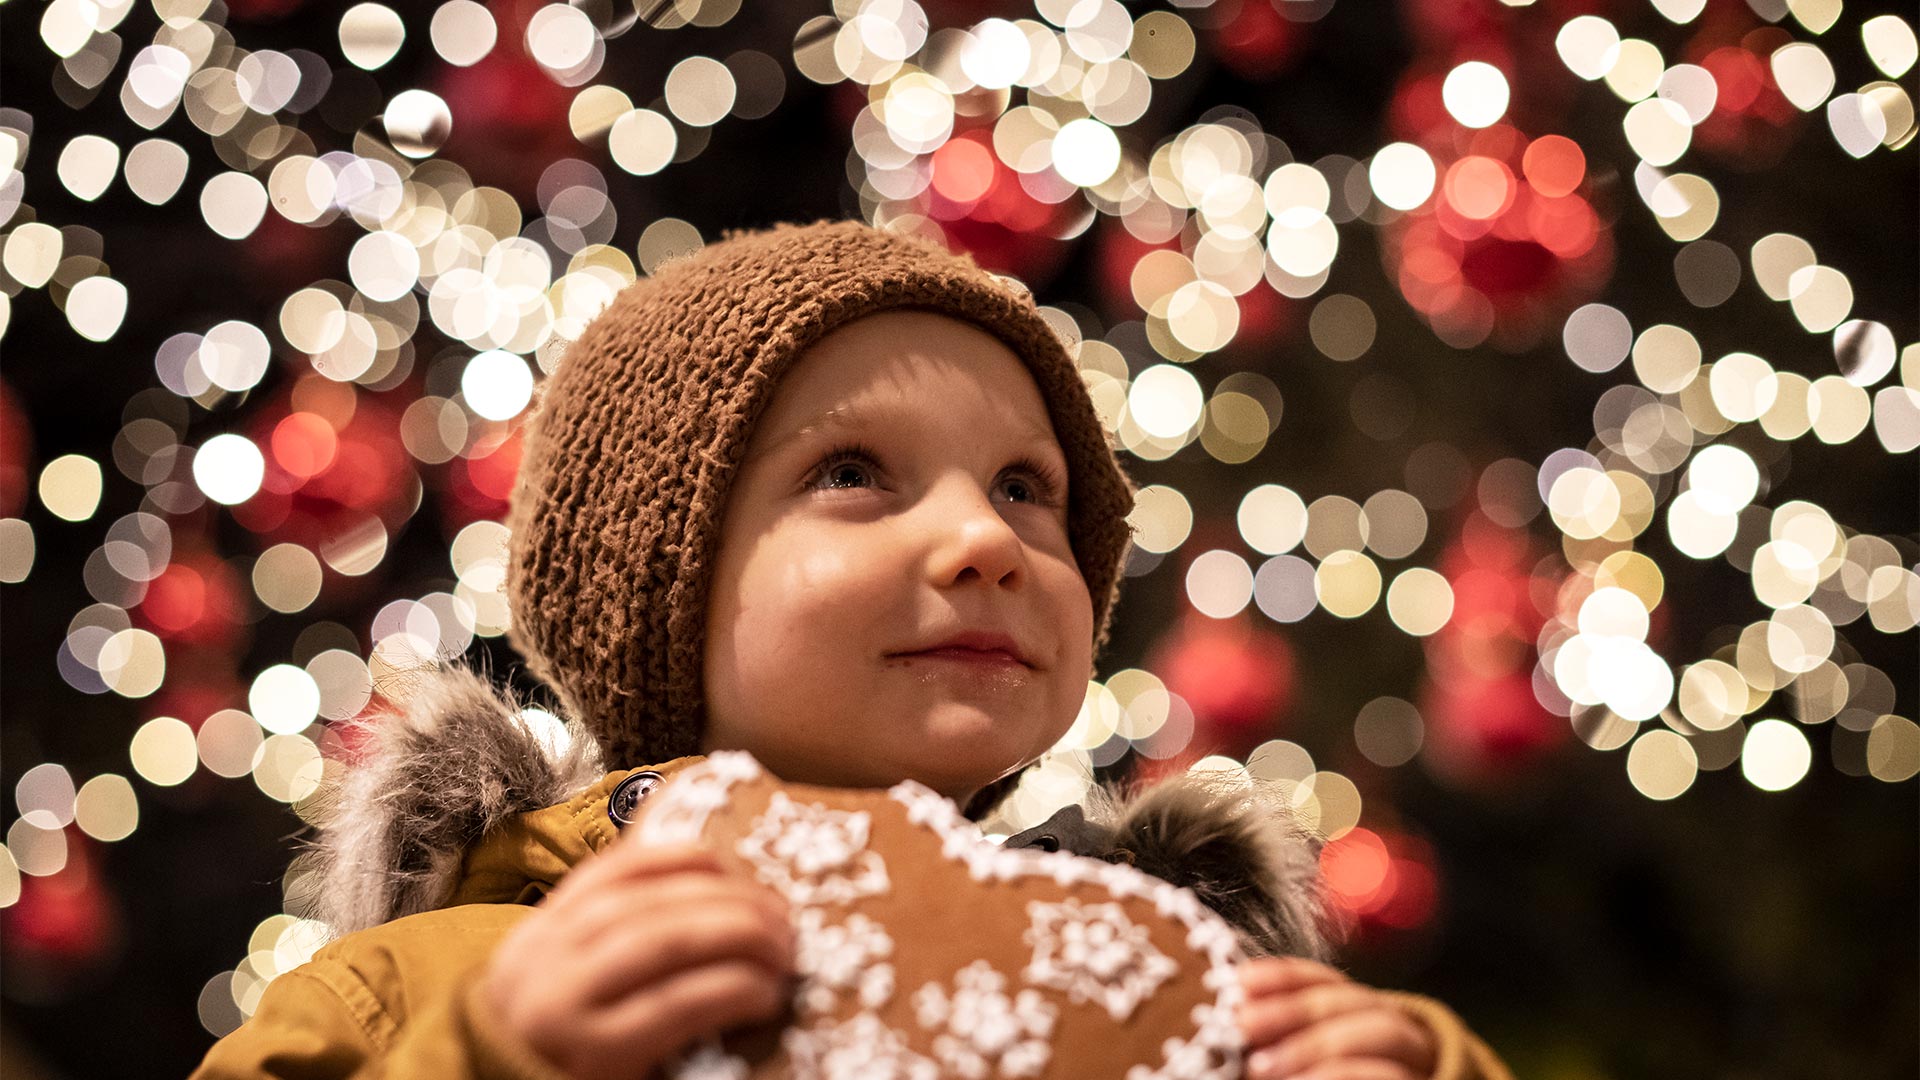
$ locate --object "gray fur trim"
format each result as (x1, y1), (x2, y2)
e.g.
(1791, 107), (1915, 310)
(1085, 772), (1338, 961)
(284, 655), (605, 939)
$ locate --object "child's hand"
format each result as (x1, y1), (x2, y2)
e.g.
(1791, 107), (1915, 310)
(479, 840), (796, 1080)
(1236, 957), (1436, 1080)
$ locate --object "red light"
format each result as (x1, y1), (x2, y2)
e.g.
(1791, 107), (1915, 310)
(465, 430), (521, 502)
(1321, 827), (1392, 908)
(1702, 46), (1764, 114)
(1527, 193), (1599, 259)
(271, 412), (340, 481)
(931, 137), (997, 205)
(1208, 0), (1308, 80)
(142, 563), (208, 633)
(1375, 854), (1439, 929)
(1149, 612), (1297, 758)
(1521, 135), (1585, 198)
(1444, 156), (1516, 221)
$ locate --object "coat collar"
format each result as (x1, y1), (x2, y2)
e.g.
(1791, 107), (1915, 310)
(446, 757), (710, 908)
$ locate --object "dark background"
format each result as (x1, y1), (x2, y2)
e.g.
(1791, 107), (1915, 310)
(2, 0), (1914, 1077)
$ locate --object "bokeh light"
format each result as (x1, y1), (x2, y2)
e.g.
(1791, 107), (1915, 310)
(3, 2), (1913, 1071)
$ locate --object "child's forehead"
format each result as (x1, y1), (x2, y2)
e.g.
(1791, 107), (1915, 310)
(751, 325), (1060, 450)
(768, 396), (1061, 450)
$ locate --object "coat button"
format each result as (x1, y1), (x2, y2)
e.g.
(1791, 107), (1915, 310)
(607, 770), (665, 828)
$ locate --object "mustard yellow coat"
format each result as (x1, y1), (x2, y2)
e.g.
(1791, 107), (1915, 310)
(192, 761), (1513, 1080)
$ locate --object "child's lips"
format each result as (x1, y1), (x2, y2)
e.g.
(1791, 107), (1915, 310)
(889, 629), (1037, 668)
(901, 646), (1027, 668)
(887, 646), (1035, 689)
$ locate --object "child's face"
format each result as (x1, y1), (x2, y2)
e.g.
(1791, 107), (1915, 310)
(699, 309), (1094, 804)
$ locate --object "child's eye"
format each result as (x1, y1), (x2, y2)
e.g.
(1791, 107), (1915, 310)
(806, 443), (1065, 508)
(809, 443), (884, 492)
(1000, 456), (1066, 508)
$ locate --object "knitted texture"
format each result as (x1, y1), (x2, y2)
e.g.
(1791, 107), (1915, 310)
(505, 219), (1138, 770)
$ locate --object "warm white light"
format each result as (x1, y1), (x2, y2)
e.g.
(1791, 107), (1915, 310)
(1052, 118), (1121, 187)
(1186, 550), (1254, 619)
(462, 350), (535, 421)
(1556, 16), (1623, 80)
(962, 19), (1031, 89)
(1741, 719), (1811, 791)
(250, 665), (322, 736)
(1368, 142), (1436, 211)
(66, 277), (129, 342)
(1686, 444), (1759, 515)
(1128, 364), (1204, 439)
(193, 435), (266, 506)
(1442, 61), (1510, 128)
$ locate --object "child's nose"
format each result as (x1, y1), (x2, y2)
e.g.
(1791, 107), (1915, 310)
(920, 478), (1025, 589)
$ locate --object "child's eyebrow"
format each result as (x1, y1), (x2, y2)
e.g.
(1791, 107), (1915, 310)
(754, 403), (1062, 458)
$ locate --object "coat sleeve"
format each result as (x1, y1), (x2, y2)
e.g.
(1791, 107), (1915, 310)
(189, 954), (577, 1080)
(1384, 991), (1515, 1080)
(193, 895), (583, 1076)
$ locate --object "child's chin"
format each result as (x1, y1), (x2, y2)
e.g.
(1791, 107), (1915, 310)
(907, 721), (1035, 784)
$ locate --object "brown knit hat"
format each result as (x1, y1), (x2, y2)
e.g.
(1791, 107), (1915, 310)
(504, 219), (1137, 770)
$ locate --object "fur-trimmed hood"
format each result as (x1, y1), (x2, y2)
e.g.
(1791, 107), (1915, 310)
(289, 660), (1336, 961)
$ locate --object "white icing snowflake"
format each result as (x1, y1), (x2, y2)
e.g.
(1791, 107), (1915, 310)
(912, 960), (1057, 1079)
(1022, 897), (1178, 1022)
(1125, 1000), (1245, 1080)
(673, 1039), (750, 1080)
(784, 1011), (941, 1080)
(736, 791), (890, 907)
(636, 751), (764, 845)
(793, 907), (896, 1014)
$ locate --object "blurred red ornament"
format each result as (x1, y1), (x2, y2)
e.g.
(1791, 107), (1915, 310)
(229, 381), (419, 606)
(136, 548), (249, 647)
(1373, 851), (1440, 931)
(437, 422), (523, 536)
(1520, 134), (1585, 198)
(981, 170), (1066, 235)
(1096, 219), (1179, 319)
(0, 376), (29, 517)
(1378, 123), (1615, 352)
(931, 136), (999, 205)
(1421, 666), (1564, 775)
(142, 562), (207, 634)
(1322, 825), (1442, 932)
(1452, 507), (1531, 575)
(1396, 0), (1512, 49)
(1147, 610), (1297, 759)
(1321, 826), (1394, 912)
(940, 215), (1078, 288)
(224, 0), (307, 21)
(242, 210), (351, 300)
(1415, 499), (1567, 783)
(917, 131), (1082, 286)
(145, 665), (247, 734)
(1389, 70), (1454, 143)
(435, 9), (579, 200)
(1685, 23), (1806, 168)
(271, 412), (341, 482)
(465, 427), (522, 503)
(2, 835), (121, 974)
(1205, 0), (1311, 80)
(1232, 276), (1295, 347)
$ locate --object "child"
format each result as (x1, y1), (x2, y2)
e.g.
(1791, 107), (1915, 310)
(193, 220), (1511, 1079)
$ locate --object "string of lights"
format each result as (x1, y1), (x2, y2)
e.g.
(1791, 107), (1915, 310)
(0, 0), (1912, 1066)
